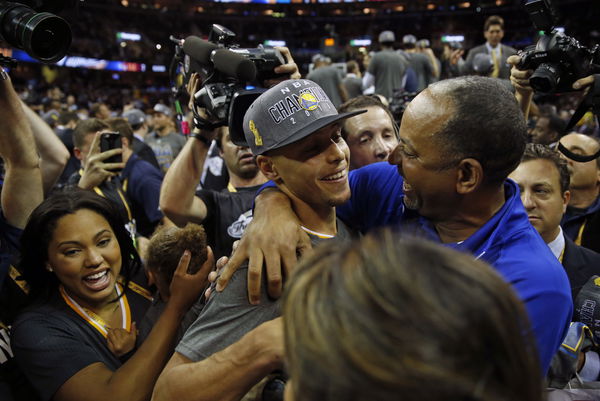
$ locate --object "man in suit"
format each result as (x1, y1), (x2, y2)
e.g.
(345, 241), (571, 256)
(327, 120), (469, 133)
(462, 15), (516, 79)
(509, 143), (600, 301)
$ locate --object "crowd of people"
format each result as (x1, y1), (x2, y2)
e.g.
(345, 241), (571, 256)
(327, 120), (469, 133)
(1, 10), (600, 401)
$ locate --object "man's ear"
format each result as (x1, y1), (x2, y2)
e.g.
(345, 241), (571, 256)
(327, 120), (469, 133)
(562, 190), (571, 213)
(146, 269), (156, 286)
(455, 158), (483, 195)
(73, 147), (83, 161)
(256, 155), (279, 181)
(121, 137), (131, 149)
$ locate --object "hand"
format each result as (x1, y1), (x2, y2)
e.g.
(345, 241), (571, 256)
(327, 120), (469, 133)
(449, 49), (464, 65)
(168, 247), (214, 313)
(186, 73), (202, 110)
(136, 236), (150, 262)
(107, 322), (137, 357)
(0, 72), (33, 162)
(122, 103), (135, 113)
(204, 240), (238, 300)
(264, 47), (301, 88)
(507, 55), (534, 95)
(216, 188), (312, 304)
(573, 75), (595, 91)
(77, 132), (125, 189)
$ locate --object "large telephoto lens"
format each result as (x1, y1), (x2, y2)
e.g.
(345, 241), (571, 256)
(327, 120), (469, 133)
(0, 2), (72, 63)
(529, 62), (561, 93)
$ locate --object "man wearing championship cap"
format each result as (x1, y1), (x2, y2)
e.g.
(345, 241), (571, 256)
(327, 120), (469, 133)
(153, 79), (365, 401)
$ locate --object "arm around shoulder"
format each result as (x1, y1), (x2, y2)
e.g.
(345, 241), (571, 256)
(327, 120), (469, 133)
(153, 318), (284, 401)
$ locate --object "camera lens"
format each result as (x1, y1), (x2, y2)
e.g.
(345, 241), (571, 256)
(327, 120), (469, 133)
(0, 2), (72, 63)
(529, 63), (562, 93)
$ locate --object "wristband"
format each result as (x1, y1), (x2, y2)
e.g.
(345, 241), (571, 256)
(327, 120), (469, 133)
(192, 133), (212, 146)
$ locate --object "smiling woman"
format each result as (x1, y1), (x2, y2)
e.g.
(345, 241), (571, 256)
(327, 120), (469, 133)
(11, 190), (211, 401)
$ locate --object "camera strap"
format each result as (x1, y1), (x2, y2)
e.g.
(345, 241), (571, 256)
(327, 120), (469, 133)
(558, 74), (600, 163)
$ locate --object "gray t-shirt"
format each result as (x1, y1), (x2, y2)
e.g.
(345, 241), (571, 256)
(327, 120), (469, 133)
(343, 75), (363, 100)
(145, 131), (186, 173)
(405, 52), (434, 92)
(307, 66), (344, 108)
(367, 49), (408, 100)
(176, 219), (356, 361)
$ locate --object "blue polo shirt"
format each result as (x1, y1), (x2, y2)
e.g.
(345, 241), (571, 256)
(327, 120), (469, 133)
(338, 162), (572, 373)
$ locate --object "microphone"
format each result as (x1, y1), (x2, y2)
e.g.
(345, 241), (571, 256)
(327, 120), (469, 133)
(213, 49), (257, 82)
(182, 36), (219, 65)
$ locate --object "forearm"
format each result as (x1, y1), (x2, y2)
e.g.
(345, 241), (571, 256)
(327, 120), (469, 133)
(254, 187), (292, 218)
(362, 72), (374, 90)
(159, 137), (209, 226)
(21, 102), (69, 193)
(153, 329), (280, 401)
(2, 165), (43, 228)
(426, 53), (439, 78)
(515, 91), (534, 120)
(0, 79), (43, 228)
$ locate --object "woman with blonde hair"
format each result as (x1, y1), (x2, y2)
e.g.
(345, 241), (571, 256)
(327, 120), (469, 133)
(283, 230), (543, 401)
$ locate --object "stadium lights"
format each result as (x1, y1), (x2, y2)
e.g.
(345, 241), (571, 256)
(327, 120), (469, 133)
(350, 39), (372, 47)
(117, 32), (141, 42)
(441, 35), (465, 42)
(264, 40), (286, 47)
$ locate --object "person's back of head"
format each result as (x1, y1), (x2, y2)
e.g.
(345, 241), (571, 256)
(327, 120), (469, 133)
(379, 30), (395, 48)
(58, 111), (79, 128)
(428, 76), (527, 185)
(346, 60), (359, 75)
(402, 34), (417, 51)
(90, 102), (109, 120)
(122, 109), (147, 132)
(145, 223), (207, 300)
(106, 117), (135, 145)
(283, 230), (543, 401)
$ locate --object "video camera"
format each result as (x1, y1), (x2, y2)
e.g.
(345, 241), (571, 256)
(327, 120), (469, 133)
(170, 24), (286, 134)
(517, 0), (600, 93)
(0, 0), (73, 63)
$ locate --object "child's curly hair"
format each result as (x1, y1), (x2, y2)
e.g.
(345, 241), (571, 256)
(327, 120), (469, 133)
(146, 223), (208, 282)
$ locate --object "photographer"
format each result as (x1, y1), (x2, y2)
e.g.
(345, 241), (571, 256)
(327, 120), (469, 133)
(159, 46), (299, 261)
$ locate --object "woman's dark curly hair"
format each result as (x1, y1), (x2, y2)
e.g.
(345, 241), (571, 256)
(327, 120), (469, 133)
(18, 189), (141, 302)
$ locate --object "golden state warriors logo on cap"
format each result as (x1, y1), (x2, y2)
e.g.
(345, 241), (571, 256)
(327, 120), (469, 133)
(249, 120), (263, 146)
(299, 92), (318, 111)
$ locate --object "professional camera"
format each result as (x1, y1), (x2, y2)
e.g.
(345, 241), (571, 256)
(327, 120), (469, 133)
(0, 0), (74, 63)
(170, 24), (286, 135)
(517, 0), (600, 93)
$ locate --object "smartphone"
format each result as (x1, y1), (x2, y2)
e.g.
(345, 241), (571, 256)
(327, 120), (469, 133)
(100, 132), (123, 167)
